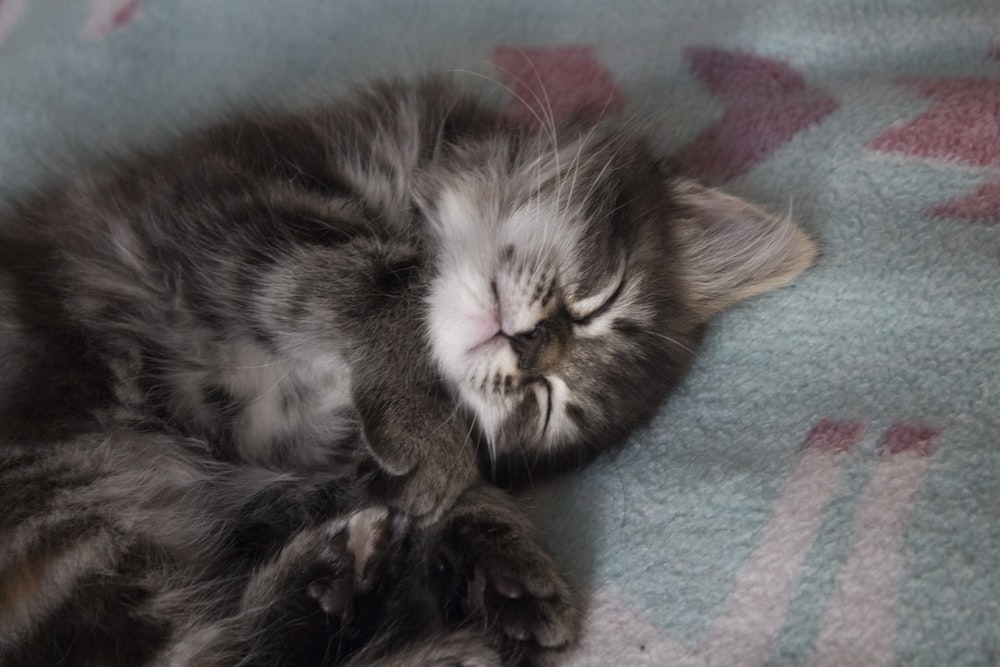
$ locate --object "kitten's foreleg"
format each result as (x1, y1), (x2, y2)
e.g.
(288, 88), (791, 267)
(320, 237), (481, 523)
(354, 384), (479, 524)
(435, 483), (581, 664)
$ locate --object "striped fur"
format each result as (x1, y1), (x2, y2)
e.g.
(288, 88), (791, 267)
(0, 78), (813, 665)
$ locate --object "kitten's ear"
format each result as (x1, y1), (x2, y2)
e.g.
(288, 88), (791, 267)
(672, 179), (817, 318)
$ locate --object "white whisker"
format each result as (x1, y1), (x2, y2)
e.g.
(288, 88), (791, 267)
(449, 68), (550, 140)
(647, 330), (698, 356)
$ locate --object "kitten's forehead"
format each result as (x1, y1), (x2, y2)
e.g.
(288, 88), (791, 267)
(501, 198), (586, 258)
(425, 132), (639, 317)
(427, 169), (589, 266)
(431, 123), (626, 204)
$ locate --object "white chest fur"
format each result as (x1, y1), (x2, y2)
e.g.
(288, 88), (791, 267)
(169, 337), (356, 467)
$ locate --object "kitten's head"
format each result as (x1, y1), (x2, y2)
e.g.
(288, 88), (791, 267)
(418, 123), (815, 483)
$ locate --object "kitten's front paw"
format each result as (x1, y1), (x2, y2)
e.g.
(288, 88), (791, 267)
(439, 517), (580, 661)
(303, 506), (398, 624)
(246, 505), (416, 665)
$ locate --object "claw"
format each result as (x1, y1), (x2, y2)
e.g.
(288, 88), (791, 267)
(504, 623), (531, 642)
(442, 513), (580, 656)
(306, 576), (355, 622)
(494, 577), (525, 600)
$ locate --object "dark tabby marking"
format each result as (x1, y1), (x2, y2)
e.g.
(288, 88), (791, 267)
(0, 78), (814, 664)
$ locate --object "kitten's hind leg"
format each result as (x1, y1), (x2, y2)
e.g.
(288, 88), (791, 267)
(301, 507), (396, 621)
(435, 484), (581, 665)
(232, 506), (429, 666)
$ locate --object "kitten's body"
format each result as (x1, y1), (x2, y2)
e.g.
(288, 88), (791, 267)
(0, 78), (814, 665)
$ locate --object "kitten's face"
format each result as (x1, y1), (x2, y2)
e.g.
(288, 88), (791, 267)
(423, 129), (698, 475)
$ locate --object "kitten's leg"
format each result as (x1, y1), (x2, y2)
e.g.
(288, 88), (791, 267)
(235, 508), (506, 667)
(201, 505), (434, 667)
(333, 238), (481, 524)
(436, 484), (581, 664)
(355, 384), (479, 523)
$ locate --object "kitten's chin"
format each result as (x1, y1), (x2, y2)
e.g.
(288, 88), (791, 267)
(428, 321), (517, 451)
(453, 385), (508, 453)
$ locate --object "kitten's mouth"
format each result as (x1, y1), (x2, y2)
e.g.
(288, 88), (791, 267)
(466, 331), (504, 355)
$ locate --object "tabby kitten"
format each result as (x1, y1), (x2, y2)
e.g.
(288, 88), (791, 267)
(0, 78), (814, 665)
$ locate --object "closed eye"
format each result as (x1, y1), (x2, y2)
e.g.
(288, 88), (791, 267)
(571, 273), (626, 325)
(566, 258), (627, 323)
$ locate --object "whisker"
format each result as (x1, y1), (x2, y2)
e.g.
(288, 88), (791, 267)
(579, 137), (630, 209)
(245, 366), (295, 404)
(647, 330), (697, 356)
(563, 79), (620, 213)
(507, 47), (559, 159)
(520, 447), (534, 490)
(486, 56), (563, 220)
(449, 69), (550, 144)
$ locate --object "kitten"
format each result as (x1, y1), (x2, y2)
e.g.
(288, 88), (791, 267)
(0, 77), (814, 665)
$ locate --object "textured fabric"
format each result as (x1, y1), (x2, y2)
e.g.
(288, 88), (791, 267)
(1, 2), (997, 665)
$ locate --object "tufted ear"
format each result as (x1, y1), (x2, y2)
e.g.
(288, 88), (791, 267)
(672, 179), (817, 318)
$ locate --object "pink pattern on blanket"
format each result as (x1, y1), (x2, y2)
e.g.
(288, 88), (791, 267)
(868, 74), (1000, 223)
(868, 79), (1000, 167)
(880, 423), (940, 457)
(563, 419), (943, 667)
(931, 180), (1000, 225)
(566, 420), (863, 667)
(672, 48), (839, 184)
(0, 0), (28, 46)
(809, 422), (940, 667)
(803, 418), (864, 454)
(492, 46), (624, 126)
(82, 0), (141, 40)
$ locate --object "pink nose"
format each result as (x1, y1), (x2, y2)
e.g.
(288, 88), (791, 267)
(473, 307), (500, 343)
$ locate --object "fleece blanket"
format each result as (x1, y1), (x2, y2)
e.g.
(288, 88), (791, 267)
(1, 2), (997, 665)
